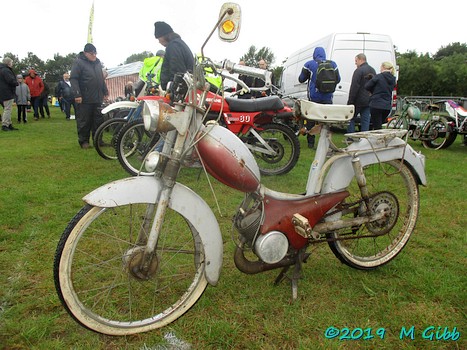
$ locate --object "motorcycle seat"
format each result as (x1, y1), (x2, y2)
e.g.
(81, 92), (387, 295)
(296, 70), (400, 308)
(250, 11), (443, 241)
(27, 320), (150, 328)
(225, 95), (284, 112)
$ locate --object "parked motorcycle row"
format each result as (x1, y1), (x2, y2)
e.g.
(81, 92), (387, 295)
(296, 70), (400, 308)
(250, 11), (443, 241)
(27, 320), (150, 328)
(53, 3), (428, 336)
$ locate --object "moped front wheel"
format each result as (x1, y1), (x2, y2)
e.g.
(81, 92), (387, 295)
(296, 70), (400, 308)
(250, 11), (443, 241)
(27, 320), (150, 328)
(53, 203), (208, 335)
(327, 160), (419, 270)
(115, 120), (162, 176)
(93, 118), (127, 160)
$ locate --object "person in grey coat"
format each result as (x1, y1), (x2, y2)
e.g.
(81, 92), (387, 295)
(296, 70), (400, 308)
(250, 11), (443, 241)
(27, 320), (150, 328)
(0, 57), (19, 131)
(15, 74), (30, 123)
(365, 61), (397, 130)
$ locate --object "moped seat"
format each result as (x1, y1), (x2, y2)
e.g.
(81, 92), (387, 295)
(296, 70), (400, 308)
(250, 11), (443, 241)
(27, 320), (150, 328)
(297, 100), (354, 123)
(225, 95), (284, 112)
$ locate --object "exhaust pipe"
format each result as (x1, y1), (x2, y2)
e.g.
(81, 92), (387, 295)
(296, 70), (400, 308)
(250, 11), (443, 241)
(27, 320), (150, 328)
(233, 246), (296, 274)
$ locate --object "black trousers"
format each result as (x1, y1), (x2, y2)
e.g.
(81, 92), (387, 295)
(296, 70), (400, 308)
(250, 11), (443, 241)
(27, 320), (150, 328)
(75, 103), (104, 145)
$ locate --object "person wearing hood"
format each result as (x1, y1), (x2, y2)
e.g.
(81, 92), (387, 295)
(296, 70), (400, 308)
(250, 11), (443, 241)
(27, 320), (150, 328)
(365, 61), (396, 130)
(24, 69), (44, 120)
(70, 43), (109, 149)
(154, 21), (193, 91)
(298, 46), (340, 148)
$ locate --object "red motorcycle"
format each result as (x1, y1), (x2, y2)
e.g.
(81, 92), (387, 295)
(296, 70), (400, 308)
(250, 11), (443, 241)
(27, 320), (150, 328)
(205, 90), (300, 175)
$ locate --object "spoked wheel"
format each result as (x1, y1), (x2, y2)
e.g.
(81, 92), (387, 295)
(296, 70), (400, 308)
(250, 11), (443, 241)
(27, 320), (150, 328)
(53, 204), (208, 335)
(246, 123), (300, 176)
(327, 160), (419, 270)
(115, 120), (162, 176)
(421, 116), (454, 149)
(93, 118), (127, 160)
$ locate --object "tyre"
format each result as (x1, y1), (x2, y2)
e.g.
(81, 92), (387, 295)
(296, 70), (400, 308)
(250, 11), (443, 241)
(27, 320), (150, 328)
(93, 118), (127, 160)
(244, 123), (300, 176)
(115, 120), (162, 176)
(53, 204), (208, 335)
(386, 116), (404, 129)
(421, 116), (454, 149)
(327, 160), (419, 270)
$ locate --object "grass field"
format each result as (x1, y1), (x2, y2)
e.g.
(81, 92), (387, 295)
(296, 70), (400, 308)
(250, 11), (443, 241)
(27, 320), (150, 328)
(0, 107), (465, 349)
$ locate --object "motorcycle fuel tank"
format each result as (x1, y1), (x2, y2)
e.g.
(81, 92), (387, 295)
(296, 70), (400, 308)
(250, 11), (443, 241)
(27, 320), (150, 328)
(196, 123), (260, 193)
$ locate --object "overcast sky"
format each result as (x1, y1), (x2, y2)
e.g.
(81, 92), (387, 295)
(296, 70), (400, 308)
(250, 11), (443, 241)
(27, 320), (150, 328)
(1, 0), (465, 69)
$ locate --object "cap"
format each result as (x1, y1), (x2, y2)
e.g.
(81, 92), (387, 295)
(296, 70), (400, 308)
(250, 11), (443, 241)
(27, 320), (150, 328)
(84, 43), (97, 53)
(156, 49), (165, 56)
(17, 74), (23, 79)
(29, 69), (36, 75)
(154, 21), (173, 38)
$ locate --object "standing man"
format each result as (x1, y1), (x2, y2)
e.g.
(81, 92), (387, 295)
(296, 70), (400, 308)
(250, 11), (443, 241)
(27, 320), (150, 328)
(347, 53), (376, 134)
(0, 57), (19, 131)
(252, 59), (275, 98)
(70, 43), (109, 149)
(24, 69), (44, 121)
(298, 47), (340, 148)
(55, 72), (76, 120)
(154, 21), (193, 91)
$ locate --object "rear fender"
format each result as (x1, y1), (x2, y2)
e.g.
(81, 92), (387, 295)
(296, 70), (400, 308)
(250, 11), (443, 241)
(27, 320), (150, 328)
(320, 138), (426, 194)
(83, 176), (223, 285)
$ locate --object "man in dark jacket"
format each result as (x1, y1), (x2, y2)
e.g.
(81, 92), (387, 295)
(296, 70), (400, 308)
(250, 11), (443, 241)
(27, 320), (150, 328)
(55, 72), (76, 120)
(154, 21), (193, 91)
(347, 53), (376, 133)
(0, 57), (19, 131)
(70, 43), (109, 149)
(298, 47), (340, 148)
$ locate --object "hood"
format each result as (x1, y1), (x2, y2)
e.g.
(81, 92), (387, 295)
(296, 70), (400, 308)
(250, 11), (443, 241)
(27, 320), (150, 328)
(313, 47), (326, 61)
(382, 71), (396, 84)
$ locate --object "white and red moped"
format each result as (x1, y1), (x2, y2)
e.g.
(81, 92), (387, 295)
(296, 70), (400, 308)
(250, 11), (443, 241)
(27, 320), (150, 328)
(53, 3), (426, 335)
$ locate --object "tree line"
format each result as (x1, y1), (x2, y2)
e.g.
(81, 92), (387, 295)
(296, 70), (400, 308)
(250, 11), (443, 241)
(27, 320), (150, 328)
(2, 42), (466, 97)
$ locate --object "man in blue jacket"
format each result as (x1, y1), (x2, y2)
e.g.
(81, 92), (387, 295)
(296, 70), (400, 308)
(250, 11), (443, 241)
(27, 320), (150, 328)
(298, 47), (340, 148)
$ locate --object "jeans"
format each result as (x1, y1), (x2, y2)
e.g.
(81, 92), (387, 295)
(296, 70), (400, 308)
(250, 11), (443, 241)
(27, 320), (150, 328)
(347, 106), (370, 133)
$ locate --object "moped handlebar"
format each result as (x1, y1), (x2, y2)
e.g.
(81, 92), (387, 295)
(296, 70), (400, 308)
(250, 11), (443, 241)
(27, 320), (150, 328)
(215, 60), (273, 88)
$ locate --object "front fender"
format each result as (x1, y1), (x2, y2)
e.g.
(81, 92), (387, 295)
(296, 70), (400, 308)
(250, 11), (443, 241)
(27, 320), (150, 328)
(320, 138), (426, 193)
(83, 176), (223, 286)
(101, 101), (139, 114)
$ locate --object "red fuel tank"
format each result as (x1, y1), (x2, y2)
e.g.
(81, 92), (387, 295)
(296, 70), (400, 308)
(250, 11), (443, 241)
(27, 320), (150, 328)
(196, 124), (260, 193)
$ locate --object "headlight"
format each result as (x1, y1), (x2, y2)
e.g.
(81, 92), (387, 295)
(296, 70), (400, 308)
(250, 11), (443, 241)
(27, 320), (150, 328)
(142, 100), (177, 132)
(144, 151), (161, 172)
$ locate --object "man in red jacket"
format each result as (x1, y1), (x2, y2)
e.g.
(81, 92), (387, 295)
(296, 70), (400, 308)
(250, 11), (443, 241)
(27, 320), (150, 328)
(24, 69), (44, 120)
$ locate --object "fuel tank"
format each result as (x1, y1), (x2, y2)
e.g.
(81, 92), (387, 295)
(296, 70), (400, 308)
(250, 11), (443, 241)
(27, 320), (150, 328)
(196, 123), (260, 193)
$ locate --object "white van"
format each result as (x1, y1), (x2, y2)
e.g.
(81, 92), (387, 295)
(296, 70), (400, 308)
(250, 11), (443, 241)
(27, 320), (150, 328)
(280, 32), (397, 106)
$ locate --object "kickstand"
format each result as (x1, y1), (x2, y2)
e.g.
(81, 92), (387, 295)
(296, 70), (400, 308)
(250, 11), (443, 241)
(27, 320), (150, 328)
(274, 250), (310, 300)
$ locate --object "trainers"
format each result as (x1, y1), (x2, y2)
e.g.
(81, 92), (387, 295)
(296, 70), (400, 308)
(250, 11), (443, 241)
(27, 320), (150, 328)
(8, 125), (18, 131)
(81, 143), (90, 149)
(2, 125), (10, 131)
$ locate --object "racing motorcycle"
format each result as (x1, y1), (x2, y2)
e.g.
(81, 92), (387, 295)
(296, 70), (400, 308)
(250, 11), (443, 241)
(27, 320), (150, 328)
(53, 3), (426, 335)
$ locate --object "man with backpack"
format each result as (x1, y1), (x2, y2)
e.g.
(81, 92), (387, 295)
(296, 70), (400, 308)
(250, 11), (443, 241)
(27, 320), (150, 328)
(298, 47), (340, 148)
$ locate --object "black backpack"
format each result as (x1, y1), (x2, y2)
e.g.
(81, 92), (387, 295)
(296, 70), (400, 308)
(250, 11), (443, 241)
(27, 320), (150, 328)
(315, 60), (338, 93)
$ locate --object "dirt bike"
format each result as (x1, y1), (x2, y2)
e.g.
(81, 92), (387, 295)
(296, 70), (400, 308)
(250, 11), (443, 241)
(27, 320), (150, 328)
(53, 3), (427, 335)
(438, 99), (467, 148)
(205, 90), (299, 175)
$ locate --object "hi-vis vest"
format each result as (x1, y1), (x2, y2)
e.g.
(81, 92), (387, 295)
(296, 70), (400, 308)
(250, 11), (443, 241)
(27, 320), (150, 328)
(139, 56), (163, 84)
(197, 55), (222, 89)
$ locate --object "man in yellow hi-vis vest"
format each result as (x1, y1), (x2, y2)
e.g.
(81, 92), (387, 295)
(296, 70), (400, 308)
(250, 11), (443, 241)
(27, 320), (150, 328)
(139, 50), (165, 85)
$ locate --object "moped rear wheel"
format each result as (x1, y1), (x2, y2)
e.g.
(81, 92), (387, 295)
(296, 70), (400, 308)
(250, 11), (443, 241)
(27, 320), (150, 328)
(53, 204), (208, 335)
(247, 123), (300, 176)
(327, 160), (419, 270)
(421, 116), (453, 149)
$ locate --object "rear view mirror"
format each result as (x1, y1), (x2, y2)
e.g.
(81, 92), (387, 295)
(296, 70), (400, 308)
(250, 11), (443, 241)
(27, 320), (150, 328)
(218, 3), (241, 42)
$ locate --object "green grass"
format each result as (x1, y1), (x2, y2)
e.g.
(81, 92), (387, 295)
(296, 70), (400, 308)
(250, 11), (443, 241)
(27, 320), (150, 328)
(0, 107), (465, 349)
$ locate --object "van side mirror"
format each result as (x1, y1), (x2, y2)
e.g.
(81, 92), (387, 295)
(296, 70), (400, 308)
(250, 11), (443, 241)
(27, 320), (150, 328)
(218, 3), (241, 42)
